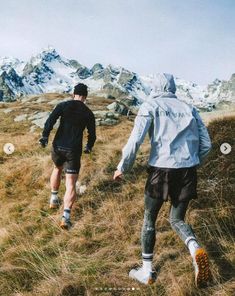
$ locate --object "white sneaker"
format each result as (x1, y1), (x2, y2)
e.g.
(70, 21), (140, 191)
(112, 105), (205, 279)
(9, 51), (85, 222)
(129, 267), (156, 285)
(193, 248), (211, 287)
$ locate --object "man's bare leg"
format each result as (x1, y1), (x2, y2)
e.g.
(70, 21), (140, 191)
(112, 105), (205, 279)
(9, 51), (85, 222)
(50, 165), (63, 191)
(60, 173), (78, 229)
(49, 166), (63, 209)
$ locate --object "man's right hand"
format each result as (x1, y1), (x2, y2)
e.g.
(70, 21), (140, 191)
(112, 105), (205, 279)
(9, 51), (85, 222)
(39, 137), (48, 148)
(113, 170), (123, 181)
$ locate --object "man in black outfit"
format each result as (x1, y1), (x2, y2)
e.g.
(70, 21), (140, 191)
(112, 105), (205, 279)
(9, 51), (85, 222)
(39, 83), (96, 229)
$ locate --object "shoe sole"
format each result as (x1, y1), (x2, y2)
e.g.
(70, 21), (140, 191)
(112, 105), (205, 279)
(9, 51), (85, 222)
(60, 223), (69, 230)
(194, 249), (211, 287)
(49, 204), (60, 209)
(147, 278), (156, 285)
(129, 271), (156, 285)
(60, 221), (72, 230)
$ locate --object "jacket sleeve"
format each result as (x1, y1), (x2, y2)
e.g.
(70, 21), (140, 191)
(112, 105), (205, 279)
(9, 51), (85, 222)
(86, 112), (96, 150)
(117, 103), (152, 173)
(42, 103), (63, 138)
(193, 108), (212, 163)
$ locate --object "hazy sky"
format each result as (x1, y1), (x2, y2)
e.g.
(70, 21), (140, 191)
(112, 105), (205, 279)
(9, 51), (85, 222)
(0, 0), (234, 84)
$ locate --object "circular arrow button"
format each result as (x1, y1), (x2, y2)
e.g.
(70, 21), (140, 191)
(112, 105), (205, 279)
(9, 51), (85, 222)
(220, 143), (232, 155)
(3, 143), (15, 155)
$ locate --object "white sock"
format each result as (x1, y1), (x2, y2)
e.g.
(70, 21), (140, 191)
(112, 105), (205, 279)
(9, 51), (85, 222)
(143, 260), (153, 273)
(50, 191), (59, 202)
(63, 208), (71, 220)
(142, 253), (153, 273)
(188, 239), (200, 257)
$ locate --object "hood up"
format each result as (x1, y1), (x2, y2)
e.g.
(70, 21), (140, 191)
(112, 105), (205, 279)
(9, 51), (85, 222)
(151, 73), (176, 97)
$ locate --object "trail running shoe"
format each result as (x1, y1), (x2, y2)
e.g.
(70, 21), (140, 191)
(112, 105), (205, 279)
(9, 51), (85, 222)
(60, 216), (72, 230)
(49, 198), (61, 209)
(129, 267), (156, 285)
(193, 248), (211, 287)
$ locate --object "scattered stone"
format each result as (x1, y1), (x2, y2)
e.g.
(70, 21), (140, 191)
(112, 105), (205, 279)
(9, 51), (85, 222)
(29, 125), (37, 133)
(14, 114), (28, 122)
(28, 111), (49, 121)
(3, 108), (13, 114)
(76, 181), (87, 195)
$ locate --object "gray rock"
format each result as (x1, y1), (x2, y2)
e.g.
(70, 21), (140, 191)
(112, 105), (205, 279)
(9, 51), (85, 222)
(28, 111), (49, 121)
(28, 111), (60, 129)
(69, 59), (82, 69)
(14, 114), (28, 122)
(118, 69), (136, 86)
(107, 102), (117, 111)
(3, 108), (13, 114)
(29, 125), (37, 133)
(76, 66), (92, 79)
(102, 83), (127, 98)
(102, 118), (119, 126)
(93, 110), (119, 126)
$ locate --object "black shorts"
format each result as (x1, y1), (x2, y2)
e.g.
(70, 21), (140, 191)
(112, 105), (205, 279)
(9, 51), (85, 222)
(51, 146), (81, 174)
(145, 166), (197, 205)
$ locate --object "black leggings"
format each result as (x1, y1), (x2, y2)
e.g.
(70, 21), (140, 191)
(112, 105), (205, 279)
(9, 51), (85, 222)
(141, 194), (196, 254)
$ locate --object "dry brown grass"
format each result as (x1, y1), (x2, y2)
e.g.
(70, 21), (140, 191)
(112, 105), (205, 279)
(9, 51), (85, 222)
(0, 97), (234, 295)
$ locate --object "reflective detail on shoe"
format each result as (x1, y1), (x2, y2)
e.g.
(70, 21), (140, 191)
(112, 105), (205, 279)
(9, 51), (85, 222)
(193, 248), (211, 287)
(129, 267), (156, 285)
(60, 216), (72, 230)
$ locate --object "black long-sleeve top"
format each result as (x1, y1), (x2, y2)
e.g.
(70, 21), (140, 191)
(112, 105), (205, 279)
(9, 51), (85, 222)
(42, 100), (96, 154)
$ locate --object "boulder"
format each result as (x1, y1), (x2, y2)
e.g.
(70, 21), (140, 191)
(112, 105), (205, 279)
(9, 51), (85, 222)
(93, 110), (119, 126)
(28, 111), (56, 129)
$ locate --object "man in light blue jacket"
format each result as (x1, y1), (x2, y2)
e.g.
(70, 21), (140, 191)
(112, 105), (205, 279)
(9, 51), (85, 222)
(113, 73), (212, 287)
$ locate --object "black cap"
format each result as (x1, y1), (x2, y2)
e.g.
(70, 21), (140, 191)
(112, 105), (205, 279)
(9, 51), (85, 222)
(74, 83), (88, 96)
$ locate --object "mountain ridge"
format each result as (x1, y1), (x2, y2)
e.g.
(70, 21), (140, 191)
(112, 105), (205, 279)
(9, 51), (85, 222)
(0, 47), (234, 110)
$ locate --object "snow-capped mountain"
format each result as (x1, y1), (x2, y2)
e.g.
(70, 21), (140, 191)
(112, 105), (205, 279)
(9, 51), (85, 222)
(0, 47), (234, 109)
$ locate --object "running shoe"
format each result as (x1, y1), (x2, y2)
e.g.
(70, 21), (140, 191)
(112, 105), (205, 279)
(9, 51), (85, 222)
(49, 197), (61, 209)
(193, 248), (211, 287)
(129, 267), (156, 285)
(60, 216), (72, 230)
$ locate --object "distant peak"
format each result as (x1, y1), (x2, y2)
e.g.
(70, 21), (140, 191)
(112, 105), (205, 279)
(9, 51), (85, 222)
(30, 47), (60, 66)
(41, 46), (58, 54)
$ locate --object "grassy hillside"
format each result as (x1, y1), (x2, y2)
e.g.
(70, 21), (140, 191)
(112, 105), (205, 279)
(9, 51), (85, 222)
(0, 96), (234, 296)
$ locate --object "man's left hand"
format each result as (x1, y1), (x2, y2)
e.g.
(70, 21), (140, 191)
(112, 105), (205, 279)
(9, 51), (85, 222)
(39, 137), (48, 148)
(113, 170), (123, 181)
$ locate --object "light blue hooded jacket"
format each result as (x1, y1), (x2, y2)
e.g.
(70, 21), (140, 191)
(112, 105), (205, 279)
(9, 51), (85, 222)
(117, 73), (212, 172)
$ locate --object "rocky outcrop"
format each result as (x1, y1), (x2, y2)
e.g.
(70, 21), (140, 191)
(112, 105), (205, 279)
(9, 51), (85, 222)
(206, 74), (235, 103)
(76, 66), (92, 79)
(218, 74), (235, 101)
(0, 72), (16, 101)
(93, 110), (120, 126)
